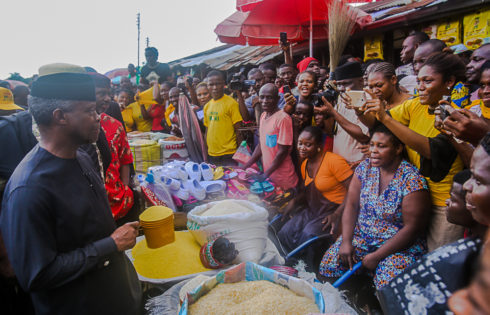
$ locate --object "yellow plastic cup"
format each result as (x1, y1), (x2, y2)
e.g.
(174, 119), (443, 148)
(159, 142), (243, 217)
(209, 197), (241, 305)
(139, 206), (175, 249)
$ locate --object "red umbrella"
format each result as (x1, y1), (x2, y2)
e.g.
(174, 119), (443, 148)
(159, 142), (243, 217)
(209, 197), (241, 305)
(218, 0), (372, 55)
(104, 68), (129, 79)
(236, 0), (262, 12)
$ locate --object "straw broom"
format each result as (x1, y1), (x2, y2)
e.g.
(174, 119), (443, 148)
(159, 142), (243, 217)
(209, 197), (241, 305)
(328, 0), (359, 74)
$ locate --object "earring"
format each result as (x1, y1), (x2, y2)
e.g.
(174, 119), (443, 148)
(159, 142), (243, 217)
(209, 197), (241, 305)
(317, 148), (321, 152)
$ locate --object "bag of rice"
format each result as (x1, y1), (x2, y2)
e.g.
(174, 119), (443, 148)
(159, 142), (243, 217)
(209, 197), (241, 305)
(179, 262), (325, 315)
(187, 200), (268, 263)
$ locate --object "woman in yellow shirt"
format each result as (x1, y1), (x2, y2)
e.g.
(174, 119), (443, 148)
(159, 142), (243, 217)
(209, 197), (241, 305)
(364, 51), (468, 251)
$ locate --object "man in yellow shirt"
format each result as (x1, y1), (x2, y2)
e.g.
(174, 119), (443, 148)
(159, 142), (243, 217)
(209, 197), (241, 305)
(204, 70), (243, 166)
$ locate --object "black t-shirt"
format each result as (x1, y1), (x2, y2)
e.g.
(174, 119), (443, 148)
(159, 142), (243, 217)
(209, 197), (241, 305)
(0, 145), (141, 315)
(140, 62), (171, 84)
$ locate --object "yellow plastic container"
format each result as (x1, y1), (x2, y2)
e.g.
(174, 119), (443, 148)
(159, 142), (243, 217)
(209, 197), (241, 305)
(140, 206), (175, 249)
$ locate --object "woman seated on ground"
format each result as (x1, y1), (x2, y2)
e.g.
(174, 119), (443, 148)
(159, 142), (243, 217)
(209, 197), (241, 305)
(277, 126), (352, 266)
(376, 169), (487, 314)
(363, 52), (468, 251)
(117, 88), (135, 132)
(320, 125), (431, 290)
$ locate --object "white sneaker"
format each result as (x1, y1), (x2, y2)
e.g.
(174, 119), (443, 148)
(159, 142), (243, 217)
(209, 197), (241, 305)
(167, 160), (186, 167)
(200, 163), (214, 181)
(164, 165), (188, 181)
(185, 179), (206, 200)
(161, 176), (180, 191)
(200, 180), (226, 194)
(171, 182), (189, 200)
(185, 162), (202, 181)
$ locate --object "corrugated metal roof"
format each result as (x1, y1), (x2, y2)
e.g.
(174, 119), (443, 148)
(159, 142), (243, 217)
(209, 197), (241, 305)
(377, 0), (441, 19)
(359, 0), (411, 13)
(363, 0), (449, 28)
(169, 45), (282, 70)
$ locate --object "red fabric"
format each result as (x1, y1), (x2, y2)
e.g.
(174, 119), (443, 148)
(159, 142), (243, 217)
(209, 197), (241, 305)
(216, 0), (372, 45)
(236, 0), (262, 12)
(324, 134), (333, 152)
(297, 57), (318, 72)
(100, 113), (134, 219)
(149, 104), (165, 131)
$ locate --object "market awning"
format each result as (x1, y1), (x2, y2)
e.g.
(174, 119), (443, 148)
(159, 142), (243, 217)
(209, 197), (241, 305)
(169, 45), (283, 71)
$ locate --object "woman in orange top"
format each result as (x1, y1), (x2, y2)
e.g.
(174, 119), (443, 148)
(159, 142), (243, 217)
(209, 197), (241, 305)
(277, 126), (352, 266)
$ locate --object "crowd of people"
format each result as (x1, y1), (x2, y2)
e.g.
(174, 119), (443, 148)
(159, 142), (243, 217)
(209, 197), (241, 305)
(1, 33), (490, 314)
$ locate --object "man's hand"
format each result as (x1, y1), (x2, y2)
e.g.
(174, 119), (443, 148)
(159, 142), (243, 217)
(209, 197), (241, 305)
(111, 222), (139, 251)
(356, 143), (371, 158)
(283, 92), (296, 114)
(252, 172), (268, 182)
(443, 108), (490, 146)
(317, 96), (336, 117)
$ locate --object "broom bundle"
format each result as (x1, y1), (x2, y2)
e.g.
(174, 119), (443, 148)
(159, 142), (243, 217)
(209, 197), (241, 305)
(327, 0), (360, 74)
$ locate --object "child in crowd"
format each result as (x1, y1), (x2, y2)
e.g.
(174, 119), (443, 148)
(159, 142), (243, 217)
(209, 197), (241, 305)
(117, 89), (134, 132)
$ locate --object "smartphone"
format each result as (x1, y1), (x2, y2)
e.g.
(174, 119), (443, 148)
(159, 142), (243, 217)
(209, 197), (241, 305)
(439, 104), (451, 121)
(280, 32), (288, 46)
(345, 90), (366, 108)
(244, 80), (256, 86)
(283, 85), (291, 94)
(439, 95), (452, 120)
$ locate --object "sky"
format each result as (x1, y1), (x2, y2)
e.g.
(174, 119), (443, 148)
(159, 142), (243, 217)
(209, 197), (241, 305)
(1, 0), (236, 79)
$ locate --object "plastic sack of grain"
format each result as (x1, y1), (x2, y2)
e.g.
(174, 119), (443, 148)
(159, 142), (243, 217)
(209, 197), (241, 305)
(187, 200), (268, 263)
(179, 262), (325, 315)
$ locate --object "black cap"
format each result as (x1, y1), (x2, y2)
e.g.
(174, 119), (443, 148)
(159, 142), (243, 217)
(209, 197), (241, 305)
(89, 72), (111, 89)
(334, 61), (363, 81)
(31, 73), (96, 101)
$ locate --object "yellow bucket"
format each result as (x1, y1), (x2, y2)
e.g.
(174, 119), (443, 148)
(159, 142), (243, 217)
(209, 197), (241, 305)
(140, 206), (175, 249)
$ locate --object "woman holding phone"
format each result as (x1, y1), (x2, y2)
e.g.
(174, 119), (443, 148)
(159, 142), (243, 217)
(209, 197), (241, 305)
(364, 51), (469, 251)
(283, 71), (317, 114)
(366, 62), (410, 110)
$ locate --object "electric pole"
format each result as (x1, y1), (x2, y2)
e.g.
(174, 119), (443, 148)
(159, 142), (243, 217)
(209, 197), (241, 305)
(137, 12), (141, 68)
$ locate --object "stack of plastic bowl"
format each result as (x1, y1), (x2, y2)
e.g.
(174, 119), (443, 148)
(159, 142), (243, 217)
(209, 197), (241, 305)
(139, 206), (175, 249)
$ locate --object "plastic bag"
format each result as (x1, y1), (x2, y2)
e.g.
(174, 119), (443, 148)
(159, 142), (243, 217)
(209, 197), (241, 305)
(437, 19), (461, 46)
(364, 35), (383, 62)
(464, 9), (490, 50)
(187, 200), (268, 263)
(179, 262), (325, 315)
